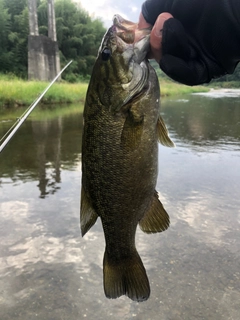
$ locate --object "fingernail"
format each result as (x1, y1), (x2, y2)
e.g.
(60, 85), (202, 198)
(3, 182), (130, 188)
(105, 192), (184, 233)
(154, 17), (168, 37)
(154, 13), (173, 37)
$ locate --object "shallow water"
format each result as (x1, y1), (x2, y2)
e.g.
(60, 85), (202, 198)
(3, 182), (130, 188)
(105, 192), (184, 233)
(0, 93), (240, 320)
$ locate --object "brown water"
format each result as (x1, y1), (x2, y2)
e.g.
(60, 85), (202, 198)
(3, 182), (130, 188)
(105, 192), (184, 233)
(0, 92), (240, 320)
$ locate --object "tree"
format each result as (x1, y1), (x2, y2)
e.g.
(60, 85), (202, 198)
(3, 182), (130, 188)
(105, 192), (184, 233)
(0, 0), (12, 72)
(0, 0), (106, 80)
(1, 0), (29, 77)
(38, 0), (106, 80)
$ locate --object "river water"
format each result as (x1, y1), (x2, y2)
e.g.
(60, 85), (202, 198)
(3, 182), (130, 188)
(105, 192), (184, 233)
(0, 90), (240, 320)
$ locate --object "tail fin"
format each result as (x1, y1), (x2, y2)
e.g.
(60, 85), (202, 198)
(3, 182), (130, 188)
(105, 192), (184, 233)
(103, 249), (150, 302)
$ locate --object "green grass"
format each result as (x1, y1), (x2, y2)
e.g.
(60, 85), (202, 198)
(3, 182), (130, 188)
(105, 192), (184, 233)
(0, 76), (88, 108)
(0, 74), (209, 109)
(160, 80), (209, 96)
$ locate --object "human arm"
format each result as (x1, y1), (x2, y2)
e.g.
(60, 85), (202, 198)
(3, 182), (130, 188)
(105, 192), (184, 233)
(139, 0), (240, 85)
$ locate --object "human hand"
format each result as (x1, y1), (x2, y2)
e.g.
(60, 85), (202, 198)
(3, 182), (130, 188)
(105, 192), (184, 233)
(138, 12), (173, 63)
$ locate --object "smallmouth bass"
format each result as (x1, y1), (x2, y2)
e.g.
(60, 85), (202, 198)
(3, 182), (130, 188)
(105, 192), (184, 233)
(81, 14), (174, 302)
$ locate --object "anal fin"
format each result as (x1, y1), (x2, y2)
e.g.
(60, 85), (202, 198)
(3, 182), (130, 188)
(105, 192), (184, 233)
(139, 191), (170, 233)
(157, 116), (175, 147)
(80, 187), (98, 237)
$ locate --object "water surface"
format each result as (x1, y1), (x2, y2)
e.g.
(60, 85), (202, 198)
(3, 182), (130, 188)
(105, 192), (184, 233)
(0, 94), (240, 320)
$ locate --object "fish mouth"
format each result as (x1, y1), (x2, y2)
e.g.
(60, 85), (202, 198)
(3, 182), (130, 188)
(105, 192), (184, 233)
(110, 14), (151, 63)
(112, 15), (136, 44)
(113, 14), (151, 44)
(99, 15), (151, 112)
(113, 14), (137, 31)
(110, 15), (151, 112)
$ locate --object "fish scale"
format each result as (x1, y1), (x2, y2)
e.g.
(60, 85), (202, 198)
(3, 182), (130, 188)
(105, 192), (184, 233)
(80, 14), (174, 302)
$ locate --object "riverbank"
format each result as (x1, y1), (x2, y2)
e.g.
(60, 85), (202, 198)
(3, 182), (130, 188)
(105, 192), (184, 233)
(0, 76), (209, 109)
(0, 77), (88, 108)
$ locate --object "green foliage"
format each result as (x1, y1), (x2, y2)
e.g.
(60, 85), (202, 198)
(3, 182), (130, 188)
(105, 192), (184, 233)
(52, 0), (106, 78)
(0, 0), (12, 72)
(0, 0), (106, 80)
(0, 0), (29, 77)
(0, 74), (88, 107)
(211, 63), (240, 84)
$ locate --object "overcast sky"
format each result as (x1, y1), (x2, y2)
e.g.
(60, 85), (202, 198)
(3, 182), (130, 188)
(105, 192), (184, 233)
(74, 0), (143, 27)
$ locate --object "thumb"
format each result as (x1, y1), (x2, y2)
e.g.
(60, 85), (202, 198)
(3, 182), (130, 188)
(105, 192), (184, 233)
(150, 13), (173, 62)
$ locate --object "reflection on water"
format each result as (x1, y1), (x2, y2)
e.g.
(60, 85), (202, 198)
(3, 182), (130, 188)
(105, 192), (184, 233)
(0, 97), (240, 319)
(161, 94), (240, 151)
(0, 106), (83, 198)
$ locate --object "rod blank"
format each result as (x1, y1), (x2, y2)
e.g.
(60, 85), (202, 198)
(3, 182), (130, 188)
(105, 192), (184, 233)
(0, 60), (72, 153)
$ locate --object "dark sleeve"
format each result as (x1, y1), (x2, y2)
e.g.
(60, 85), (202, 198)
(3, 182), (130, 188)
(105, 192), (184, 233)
(142, 0), (204, 26)
(142, 0), (240, 78)
(142, 0), (173, 25)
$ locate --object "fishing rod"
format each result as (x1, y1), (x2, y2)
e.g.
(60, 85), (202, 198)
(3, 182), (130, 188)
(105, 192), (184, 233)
(0, 60), (72, 153)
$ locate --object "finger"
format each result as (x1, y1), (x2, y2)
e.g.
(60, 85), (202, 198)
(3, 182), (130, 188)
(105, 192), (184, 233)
(150, 13), (173, 62)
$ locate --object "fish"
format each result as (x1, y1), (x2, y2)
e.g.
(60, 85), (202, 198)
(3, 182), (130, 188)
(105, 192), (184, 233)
(80, 14), (174, 302)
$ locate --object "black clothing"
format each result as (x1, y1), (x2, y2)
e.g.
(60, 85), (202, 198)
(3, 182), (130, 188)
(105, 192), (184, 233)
(142, 0), (240, 85)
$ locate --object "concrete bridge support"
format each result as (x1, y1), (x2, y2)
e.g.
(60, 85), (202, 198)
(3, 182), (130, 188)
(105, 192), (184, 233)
(28, 0), (61, 81)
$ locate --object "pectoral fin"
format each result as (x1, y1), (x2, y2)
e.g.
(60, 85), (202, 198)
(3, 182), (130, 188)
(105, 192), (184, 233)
(80, 187), (98, 236)
(157, 116), (175, 147)
(139, 191), (170, 233)
(121, 108), (144, 150)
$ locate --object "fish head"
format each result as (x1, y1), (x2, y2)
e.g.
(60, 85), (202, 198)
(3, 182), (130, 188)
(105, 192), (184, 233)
(95, 14), (151, 112)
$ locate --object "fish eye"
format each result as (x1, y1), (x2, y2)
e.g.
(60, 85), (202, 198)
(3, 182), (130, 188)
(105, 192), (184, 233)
(101, 48), (111, 61)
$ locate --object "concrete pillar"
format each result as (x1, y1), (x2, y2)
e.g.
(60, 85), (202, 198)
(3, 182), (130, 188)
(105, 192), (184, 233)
(28, 0), (61, 80)
(48, 0), (61, 77)
(48, 0), (57, 41)
(28, 0), (39, 36)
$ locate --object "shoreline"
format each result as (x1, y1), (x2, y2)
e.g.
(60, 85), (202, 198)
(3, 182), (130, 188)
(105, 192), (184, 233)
(0, 78), (209, 109)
